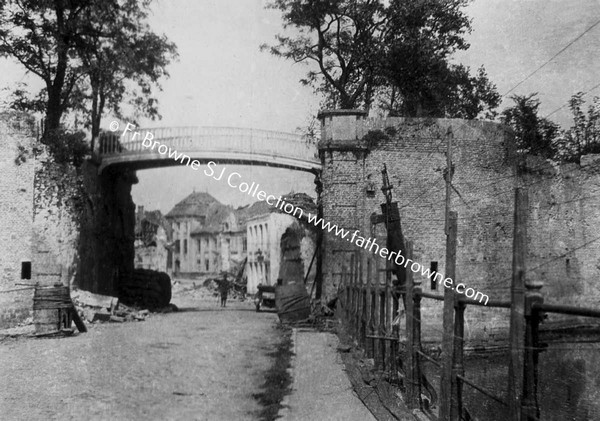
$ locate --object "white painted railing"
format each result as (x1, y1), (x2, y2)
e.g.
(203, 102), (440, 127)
(98, 127), (319, 166)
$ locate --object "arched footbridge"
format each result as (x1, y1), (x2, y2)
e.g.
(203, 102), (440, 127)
(97, 126), (321, 173)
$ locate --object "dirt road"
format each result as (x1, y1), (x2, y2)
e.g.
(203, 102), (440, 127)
(0, 293), (282, 421)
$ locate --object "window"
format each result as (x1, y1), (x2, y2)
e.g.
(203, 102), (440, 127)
(199, 215), (206, 225)
(429, 261), (439, 290)
(21, 261), (31, 280)
(183, 239), (188, 254)
(242, 238), (247, 252)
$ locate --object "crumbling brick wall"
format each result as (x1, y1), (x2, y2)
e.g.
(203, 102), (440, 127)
(33, 143), (137, 296)
(0, 110), (137, 328)
(0, 112), (36, 328)
(318, 111), (600, 343)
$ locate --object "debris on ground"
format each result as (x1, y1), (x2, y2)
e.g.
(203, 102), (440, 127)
(173, 275), (247, 302)
(72, 288), (155, 324)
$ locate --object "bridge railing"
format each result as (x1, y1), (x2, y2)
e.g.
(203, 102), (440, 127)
(98, 126), (318, 163)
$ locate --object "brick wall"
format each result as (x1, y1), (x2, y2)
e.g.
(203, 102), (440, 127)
(0, 112), (36, 328)
(318, 111), (600, 343)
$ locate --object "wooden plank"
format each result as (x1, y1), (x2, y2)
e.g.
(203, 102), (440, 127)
(404, 241), (417, 409)
(452, 300), (466, 420)
(71, 289), (118, 310)
(508, 187), (528, 420)
(71, 307), (87, 333)
(439, 211), (457, 421)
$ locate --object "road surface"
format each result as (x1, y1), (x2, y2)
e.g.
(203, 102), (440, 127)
(0, 292), (281, 421)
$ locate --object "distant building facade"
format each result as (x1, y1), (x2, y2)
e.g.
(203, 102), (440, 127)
(164, 191), (316, 292)
(243, 194), (317, 294)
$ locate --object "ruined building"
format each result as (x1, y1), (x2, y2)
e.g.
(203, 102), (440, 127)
(165, 192), (243, 275)
(134, 207), (171, 272)
(240, 193), (317, 294)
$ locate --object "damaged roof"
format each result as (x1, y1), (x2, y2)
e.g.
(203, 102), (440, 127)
(166, 192), (220, 218)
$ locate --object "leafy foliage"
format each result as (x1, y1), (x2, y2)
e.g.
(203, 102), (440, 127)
(554, 93), (600, 162)
(263, 0), (387, 110)
(501, 94), (559, 158)
(0, 0), (177, 155)
(43, 128), (89, 167)
(262, 0), (500, 118)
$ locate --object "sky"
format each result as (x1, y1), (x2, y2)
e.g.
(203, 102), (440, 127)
(1, 0), (599, 213)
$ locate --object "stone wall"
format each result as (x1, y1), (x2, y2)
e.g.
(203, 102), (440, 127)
(33, 153), (137, 298)
(0, 112), (36, 328)
(75, 164), (137, 296)
(0, 110), (138, 328)
(318, 110), (600, 343)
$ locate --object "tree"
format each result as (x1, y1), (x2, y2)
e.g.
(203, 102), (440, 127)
(554, 93), (600, 161)
(73, 0), (177, 140)
(0, 0), (87, 133)
(262, 0), (387, 110)
(262, 0), (500, 118)
(500, 93), (559, 157)
(0, 0), (177, 146)
(381, 0), (499, 118)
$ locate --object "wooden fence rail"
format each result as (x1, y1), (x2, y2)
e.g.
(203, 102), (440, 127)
(340, 221), (600, 420)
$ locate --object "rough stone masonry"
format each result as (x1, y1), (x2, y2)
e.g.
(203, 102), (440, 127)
(0, 112), (138, 328)
(317, 110), (600, 343)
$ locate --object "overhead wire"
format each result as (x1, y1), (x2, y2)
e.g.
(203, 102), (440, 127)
(544, 81), (600, 119)
(502, 18), (600, 97)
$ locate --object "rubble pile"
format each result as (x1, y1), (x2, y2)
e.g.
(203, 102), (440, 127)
(71, 289), (151, 324)
(172, 280), (220, 301)
(171, 278), (247, 301)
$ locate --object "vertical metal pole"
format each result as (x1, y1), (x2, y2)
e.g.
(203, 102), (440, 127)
(440, 211), (457, 421)
(508, 187), (528, 420)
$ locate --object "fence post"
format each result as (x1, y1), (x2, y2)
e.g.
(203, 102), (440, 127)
(342, 264), (349, 322)
(404, 241), (418, 408)
(508, 187), (528, 421)
(440, 211), (458, 421)
(374, 258), (382, 370)
(413, 275), (422, 410)
(384, 264), (392, 373)
(452, 298), (466, 420)
(366, 258), (374, 357)
(356, 252), (365, 343)
(522, 277), (543, 420)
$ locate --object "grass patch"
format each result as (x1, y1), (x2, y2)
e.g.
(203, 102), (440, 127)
(253, 324), (294, 420)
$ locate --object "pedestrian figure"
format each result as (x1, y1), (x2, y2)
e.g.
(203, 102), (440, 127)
(218, 274), (229, 307)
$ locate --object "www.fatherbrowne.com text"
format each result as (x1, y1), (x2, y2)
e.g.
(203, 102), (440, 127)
(119, 123), (490, 305)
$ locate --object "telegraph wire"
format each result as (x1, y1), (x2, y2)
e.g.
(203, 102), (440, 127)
(502, 18), (600, 97)
(485, 233), (600, 288)
(544, 81), (600, 119)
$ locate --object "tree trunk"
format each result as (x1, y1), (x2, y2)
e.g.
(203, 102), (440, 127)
(43, 1), (69, 139)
